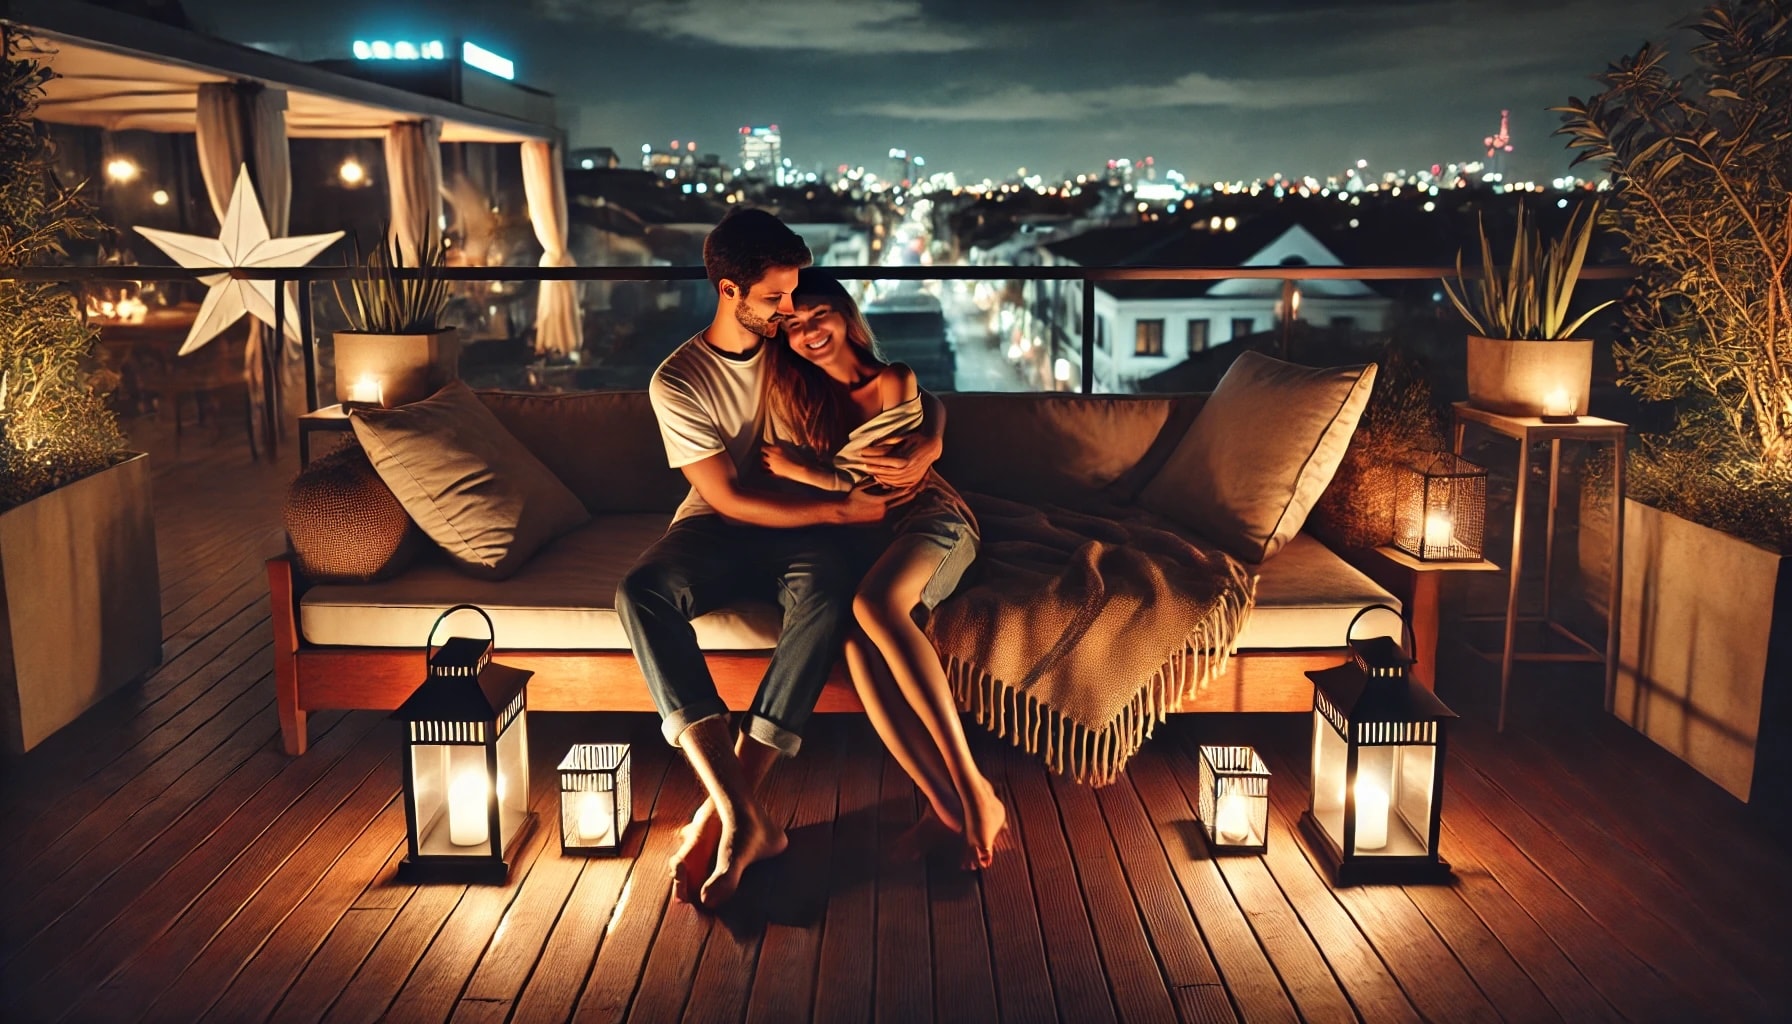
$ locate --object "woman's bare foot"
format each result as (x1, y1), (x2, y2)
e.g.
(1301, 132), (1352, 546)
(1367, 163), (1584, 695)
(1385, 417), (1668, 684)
(890, 804), (962, 863)
(960, 778), (1007, 871)
(668, 800), (721, 904)
(700, 807), (788, 908)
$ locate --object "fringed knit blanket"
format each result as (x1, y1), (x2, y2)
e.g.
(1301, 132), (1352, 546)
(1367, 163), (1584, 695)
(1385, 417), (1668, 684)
(925, 493), (1257, 786)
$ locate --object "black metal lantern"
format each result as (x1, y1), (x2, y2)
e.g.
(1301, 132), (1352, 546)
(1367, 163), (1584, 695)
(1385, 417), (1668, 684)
(1392, 450), (1487, 562)
(558, 743), (632, 854)
(1299, 605), (1456, 886)
(393, 605), (534, 883)
(1197, 745), (1270, 854)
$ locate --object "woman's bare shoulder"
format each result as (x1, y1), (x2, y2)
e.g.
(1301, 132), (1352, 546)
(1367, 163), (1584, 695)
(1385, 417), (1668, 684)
(878, 363), (920, 409)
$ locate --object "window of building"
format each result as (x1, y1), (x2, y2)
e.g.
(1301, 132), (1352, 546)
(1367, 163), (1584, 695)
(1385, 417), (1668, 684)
(1187, 318), (1210, 355)
(1135, 319), (1165, 356)
(1096, 316), (1108, 351)
(1230, 317), (1254, 340)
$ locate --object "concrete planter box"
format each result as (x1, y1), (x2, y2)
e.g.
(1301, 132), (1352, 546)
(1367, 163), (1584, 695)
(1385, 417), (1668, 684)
(1465, 335), (1593, 417)
(1594, 497), (1791, 805)
(0, 454), (162, 753)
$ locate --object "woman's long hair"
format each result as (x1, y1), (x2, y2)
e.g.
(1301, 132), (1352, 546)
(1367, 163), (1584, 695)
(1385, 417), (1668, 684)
(761, 268), (883, 455)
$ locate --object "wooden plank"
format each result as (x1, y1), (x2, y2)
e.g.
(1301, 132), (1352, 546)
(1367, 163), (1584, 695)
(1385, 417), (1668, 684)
(265, 839), (415, 1024)
(964, 732), (1056, 1024)
(60, 724), (396, 1021)
(319, 882), (469, 1023)
(1171, 728), (1421, 1024)
(145, 773), (404, 1020)
(1124, 747), (1293, 1023)
(1047, 767), (1183, 1023)
(1, 700), (283, 960)
(741, 724), (845, 1024)
(809, 721), (883, 1024)
(509, 726), (677, 1024)
(0, 710), (368, 1021)
(1001, 743), (1117, 1024)
(928, 810), (999, 1024)
(873, 754), (932, 1024)
(1445, 748), (1766, 1015)
(570, 755), (704, 1024)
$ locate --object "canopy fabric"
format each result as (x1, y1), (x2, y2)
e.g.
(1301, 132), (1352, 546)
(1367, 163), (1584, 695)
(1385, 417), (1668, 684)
(521, 139), (581, 357)
(384, 119), (445, 265)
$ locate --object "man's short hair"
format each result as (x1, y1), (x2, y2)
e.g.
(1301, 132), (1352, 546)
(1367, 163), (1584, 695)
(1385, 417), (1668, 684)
(702, 208), (811, 294)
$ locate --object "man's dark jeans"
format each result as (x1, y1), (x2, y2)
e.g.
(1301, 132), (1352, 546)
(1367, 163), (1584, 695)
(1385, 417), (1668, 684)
(615, 513), (866, 756)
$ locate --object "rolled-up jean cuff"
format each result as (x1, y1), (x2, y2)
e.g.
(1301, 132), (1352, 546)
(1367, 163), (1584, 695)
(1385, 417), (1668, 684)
(743, 714), (801, 758)
(661, 705), (729, 747)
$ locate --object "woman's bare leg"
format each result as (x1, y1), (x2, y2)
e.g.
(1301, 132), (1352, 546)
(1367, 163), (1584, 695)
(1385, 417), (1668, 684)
(844, 626), (965, 859)
(855, 536), (1006, 869)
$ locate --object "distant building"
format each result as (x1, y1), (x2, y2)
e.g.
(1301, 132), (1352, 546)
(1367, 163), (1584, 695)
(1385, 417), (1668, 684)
(570, 146), (618, 170)
(738, 125), (781, 181)
(1038, 215), (1394, 393)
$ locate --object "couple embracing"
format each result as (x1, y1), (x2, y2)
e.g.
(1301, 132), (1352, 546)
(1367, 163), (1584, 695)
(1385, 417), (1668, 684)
(614, 208), (1003, 909)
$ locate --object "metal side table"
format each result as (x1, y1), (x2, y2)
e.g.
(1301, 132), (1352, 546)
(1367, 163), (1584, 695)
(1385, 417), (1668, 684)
(1451, 403), (1627, 730)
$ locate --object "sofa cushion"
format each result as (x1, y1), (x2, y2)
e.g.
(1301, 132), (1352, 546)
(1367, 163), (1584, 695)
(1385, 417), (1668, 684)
(1139, 352), (1376, 563)
(1233, 533), (1402, 650)
(350, 381), (590, 581)
(299, 514), (1396, 654)
(283, 440), (428, 584)
(937, 393), (1201, 505)
(299, 514), (781, 650)
(476, 390), (689, 514)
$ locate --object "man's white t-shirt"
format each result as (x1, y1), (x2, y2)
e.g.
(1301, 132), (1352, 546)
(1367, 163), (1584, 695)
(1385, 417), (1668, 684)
(649, 331), (764, 523)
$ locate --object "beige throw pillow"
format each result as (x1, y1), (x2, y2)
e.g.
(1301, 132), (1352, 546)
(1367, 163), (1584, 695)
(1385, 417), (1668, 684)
(1139, 351), (1377, 564)
(350, 380), (590, 580)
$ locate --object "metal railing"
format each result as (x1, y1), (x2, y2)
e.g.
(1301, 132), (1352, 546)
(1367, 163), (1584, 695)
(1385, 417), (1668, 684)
(5, 260), (1635, 414)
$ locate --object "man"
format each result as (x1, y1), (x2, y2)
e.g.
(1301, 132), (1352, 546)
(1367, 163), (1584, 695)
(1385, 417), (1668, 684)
(616, 208), (945, 908)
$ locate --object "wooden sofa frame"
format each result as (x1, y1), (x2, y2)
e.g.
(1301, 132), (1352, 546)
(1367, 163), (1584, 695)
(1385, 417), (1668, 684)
(269, 547), (1439, 756)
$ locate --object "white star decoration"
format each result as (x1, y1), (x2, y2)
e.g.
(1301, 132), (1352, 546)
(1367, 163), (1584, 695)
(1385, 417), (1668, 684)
(135, 165), (345, 356)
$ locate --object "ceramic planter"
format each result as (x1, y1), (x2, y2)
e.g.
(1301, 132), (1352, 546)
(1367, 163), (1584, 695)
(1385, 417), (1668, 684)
(1465, 335), (1593, 417)
(0, 453), (163, 754)
(332, 328), (459, 408)
(1592, 498), (1790, 806)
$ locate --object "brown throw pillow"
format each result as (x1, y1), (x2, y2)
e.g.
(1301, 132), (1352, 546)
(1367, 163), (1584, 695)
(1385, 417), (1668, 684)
(284, 440), (428, 583)
(1138, 351), (1377, 563)
(350, 380), (590, 580)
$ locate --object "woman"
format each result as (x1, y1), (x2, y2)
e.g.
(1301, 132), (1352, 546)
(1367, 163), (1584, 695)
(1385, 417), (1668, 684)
(759, 269), (1005, 869)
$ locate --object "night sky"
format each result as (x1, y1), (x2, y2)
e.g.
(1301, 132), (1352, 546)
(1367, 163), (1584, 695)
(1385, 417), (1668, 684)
(181, 0), (1692, 183)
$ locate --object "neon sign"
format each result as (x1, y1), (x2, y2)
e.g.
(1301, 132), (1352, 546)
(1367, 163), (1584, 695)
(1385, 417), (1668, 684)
(352, 40), (446, 61)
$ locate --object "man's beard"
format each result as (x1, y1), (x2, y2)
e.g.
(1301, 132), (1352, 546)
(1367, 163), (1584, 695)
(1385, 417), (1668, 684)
(734, 302), (781, 338)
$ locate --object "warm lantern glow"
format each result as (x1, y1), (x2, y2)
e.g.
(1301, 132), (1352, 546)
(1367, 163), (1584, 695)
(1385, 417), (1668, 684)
(448, 770), (489, 847)
(105, 158), (139, 183)
(1214, 790), (1253, 844)
(1543, 387), (1574, 417)
(1423, 511), (1454, 551)
(575, 791), (614, 843)
(1355, 777), (1390, 851)
(346, 374), (383, 406)
(339, 159), (367, 186)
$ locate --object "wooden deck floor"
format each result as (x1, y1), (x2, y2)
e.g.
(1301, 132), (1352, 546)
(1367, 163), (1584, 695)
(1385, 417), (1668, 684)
(3, 410), (1789, 1023)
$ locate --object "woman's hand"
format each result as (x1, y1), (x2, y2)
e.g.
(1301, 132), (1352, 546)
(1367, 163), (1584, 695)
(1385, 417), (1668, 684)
(861, 431), (944, 490)
(760, 442), (808, 481)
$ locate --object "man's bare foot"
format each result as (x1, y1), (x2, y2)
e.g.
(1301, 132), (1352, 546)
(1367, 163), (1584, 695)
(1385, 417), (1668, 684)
(960, 777), (1007, 871)
(700, 808), (788, 908)
(668, 800), (720, 904)
(889, 804), (961, 863)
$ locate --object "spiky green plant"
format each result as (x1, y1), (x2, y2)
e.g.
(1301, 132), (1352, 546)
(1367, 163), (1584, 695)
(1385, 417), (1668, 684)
(1557, 0), (1792, 542)
(1441, 201), (1615, 340)
(335, 228), (450, 334)
(0, 37), (128, 512)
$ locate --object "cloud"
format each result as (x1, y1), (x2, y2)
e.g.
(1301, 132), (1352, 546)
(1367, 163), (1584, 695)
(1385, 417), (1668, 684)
(529, 0), (981, 54)
(849, 70), (1380, 122)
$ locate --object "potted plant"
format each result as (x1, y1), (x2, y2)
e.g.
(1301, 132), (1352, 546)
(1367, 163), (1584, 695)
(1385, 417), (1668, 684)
(1442, 201), (1615, 417)
(1559, 0), (1791, 816)
(0, 40), (161, 753)
(332, 228), (455, 408)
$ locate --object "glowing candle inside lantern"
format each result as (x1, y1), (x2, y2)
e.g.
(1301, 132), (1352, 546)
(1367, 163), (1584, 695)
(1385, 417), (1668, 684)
(1214, 789), (1253, 844)
(1543, 387), (1574, 417)
(1423, 511), (1454, 552)
(347, 374), (383, 406)
(576, 791), (613, 843)
(448, 770), (490, 847)
(1355, 777), (1390, 851)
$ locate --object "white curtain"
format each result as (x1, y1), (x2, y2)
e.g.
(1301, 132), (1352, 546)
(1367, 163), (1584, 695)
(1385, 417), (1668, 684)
(521, 139), (581, 357)
(195, 81), (291, 455)
(384, 119), (444, 263)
